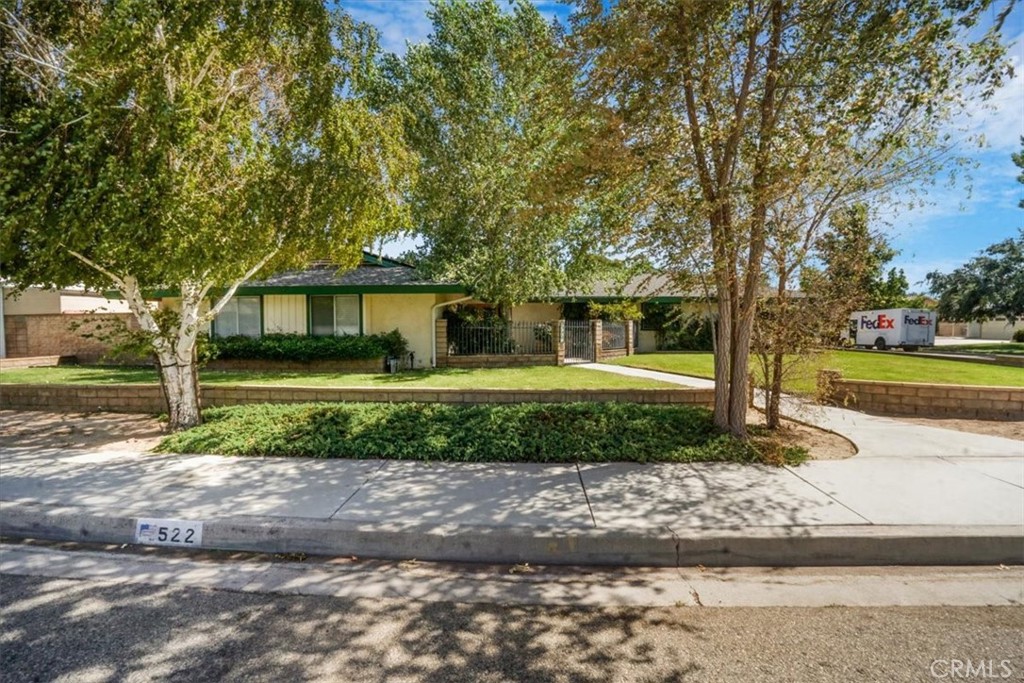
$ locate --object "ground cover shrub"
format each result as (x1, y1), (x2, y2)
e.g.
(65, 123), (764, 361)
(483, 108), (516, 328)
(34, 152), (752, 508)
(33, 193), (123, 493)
(157, 402), (807, 466)
(208, 331), (408, 362)
(1013, 328), (1024, 342)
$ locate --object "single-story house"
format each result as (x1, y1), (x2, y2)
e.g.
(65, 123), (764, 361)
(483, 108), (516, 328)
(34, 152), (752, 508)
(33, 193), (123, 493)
(153, 254), (704, 367)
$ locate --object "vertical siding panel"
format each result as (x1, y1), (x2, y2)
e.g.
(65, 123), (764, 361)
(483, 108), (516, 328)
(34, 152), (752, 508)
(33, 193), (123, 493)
(264, 295), (306, 334)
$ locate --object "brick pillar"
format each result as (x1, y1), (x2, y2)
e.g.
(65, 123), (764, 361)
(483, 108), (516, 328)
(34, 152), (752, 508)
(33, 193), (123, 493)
(435, 319), (448, 368)
(591, 319), (602, 362)
(553, 320), (565, 366)
(625, 320), (635, 356)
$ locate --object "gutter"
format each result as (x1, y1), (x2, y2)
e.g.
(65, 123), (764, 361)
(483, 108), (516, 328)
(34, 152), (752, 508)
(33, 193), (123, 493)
(430, 295), (473, 367)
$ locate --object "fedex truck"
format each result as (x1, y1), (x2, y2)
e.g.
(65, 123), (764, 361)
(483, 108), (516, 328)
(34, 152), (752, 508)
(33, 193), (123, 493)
(848, 308), (935, 351)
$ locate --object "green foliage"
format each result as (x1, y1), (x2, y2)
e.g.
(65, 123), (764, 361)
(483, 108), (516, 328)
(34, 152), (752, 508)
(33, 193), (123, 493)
(926, 230), (1024, 324)
(573, 0), (1011, 435)
(0, 1), (414, 428)
(207, 331), (408, 362)
(1014, 329), (1024, 343)
(803, 204), (918, 330)
(660, 314), (715, 352)
(156, 402), (805, 466)
(0, 1), (411, 293)
(374, 0), (626, 307)
(586, 301), (643, 322)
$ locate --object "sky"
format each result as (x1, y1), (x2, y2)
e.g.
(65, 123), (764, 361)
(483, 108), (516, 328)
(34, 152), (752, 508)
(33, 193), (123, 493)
(345, 0), (1024, 295)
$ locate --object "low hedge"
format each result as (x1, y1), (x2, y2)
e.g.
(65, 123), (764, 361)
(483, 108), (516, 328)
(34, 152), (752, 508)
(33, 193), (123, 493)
(207, 331), (408, 362)
(157, 402), (807, 466)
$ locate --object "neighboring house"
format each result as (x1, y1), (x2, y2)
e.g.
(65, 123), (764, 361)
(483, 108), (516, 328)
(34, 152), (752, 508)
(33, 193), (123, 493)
(153, 254), (701, 368)
(0, 284), (136, 361)
(965, 318), (1023, 341)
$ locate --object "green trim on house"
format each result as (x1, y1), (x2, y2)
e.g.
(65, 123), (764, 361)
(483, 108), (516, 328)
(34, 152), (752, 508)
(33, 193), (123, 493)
(361, 252), (408, 268)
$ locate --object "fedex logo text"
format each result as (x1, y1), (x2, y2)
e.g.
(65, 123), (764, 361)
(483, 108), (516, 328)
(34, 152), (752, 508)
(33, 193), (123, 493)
(861, 314), (895, 330)
(904, 315), (932, 326)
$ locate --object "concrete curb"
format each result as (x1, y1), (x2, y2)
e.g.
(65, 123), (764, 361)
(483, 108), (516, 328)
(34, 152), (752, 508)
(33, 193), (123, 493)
(3, 501), (1021, 567)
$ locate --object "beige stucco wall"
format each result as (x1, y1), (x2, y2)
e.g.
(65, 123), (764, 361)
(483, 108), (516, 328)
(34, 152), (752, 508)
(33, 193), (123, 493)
(637, 330), (659, 353)
(511, 303), (560, 324)
(363, 293), (441, 369)
(60, 294), (132, 313)
(967, 319), (1022, 341)
(3, 288), (62, 315)
(263, 295), (305, 334)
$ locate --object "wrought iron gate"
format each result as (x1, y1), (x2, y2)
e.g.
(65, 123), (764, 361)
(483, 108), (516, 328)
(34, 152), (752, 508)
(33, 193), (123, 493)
(563, 320), (594, 364)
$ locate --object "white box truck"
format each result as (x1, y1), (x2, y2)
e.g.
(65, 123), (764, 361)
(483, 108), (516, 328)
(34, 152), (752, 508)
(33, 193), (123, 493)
(848, 308), (935, 351)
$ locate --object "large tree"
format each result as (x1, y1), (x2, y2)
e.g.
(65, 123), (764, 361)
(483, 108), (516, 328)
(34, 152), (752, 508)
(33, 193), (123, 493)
(926, 230), (1024, 324)
(573, 0), (1011, 436)
(1, 1), (412, 429)
(375, 0), (628, 309)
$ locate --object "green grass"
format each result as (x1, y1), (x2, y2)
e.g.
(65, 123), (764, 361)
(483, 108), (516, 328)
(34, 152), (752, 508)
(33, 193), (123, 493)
(610, 350), (1024, 392)
(156, 402), (807, 466)
(0, 364), (675, 390)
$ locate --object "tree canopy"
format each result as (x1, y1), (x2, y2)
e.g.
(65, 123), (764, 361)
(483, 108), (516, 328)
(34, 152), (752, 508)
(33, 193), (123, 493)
(927, 231), (1024, 324)
(374, 0), (628, 308)
(572, 0), (1012, 435)
(0, 0), (412, 428)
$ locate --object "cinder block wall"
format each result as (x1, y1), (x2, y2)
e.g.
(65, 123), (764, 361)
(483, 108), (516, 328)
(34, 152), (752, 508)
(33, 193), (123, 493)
(0, 384), (716, 414)
(821, 371), (1024, 420)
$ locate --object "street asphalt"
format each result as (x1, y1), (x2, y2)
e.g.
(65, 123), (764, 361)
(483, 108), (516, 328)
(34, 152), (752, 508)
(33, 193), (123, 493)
(2, 570), (1021, 683)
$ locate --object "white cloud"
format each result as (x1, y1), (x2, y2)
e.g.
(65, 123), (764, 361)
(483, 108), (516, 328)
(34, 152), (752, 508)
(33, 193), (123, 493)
(345, 0), (434, 54)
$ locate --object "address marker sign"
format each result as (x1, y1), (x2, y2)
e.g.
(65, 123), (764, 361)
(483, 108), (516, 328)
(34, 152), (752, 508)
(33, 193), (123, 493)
(135, 518), (204, 547)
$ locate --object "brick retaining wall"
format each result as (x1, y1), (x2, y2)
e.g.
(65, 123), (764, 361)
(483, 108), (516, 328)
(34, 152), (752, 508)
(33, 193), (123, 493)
(3, 313), (138, 362)
(0, 383), (715, 414)
(820, 370), (1024, 420)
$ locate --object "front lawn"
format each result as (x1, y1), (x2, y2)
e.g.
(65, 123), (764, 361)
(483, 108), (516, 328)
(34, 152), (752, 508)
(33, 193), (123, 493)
(610, 350), (1024, 392)
(157, 402), (806, 466)
(0, 365), (675, 390)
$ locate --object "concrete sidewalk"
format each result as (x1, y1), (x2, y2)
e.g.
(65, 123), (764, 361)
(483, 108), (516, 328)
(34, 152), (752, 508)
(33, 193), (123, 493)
(579, 363), (1024, 457)
(2, 435), (1021, 566)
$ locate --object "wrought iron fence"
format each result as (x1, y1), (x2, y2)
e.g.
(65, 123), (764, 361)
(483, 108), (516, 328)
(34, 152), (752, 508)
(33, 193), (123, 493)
(447, 320), (554, 356)
(603, 321), (626, 350)
(563, 320), (593, 363)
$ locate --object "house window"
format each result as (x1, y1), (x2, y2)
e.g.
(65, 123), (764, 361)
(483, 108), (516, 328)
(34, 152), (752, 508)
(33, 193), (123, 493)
(310, 295), (360, 336)
(214, 296), (261, 338)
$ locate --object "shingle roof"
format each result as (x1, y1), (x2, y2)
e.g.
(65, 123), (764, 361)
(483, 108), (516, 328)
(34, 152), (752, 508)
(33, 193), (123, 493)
(244, 263), (461, 290)
(553, 273), (703, 300)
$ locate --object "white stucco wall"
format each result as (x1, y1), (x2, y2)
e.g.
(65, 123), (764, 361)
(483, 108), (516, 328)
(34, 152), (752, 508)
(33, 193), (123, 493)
(263, 295), (306, 334)
(363, 293), (440, 369)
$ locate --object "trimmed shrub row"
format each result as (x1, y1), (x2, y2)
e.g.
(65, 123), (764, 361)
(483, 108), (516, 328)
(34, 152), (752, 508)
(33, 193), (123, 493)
(157, 402), (807, 465)
(207, 331), (408, 362)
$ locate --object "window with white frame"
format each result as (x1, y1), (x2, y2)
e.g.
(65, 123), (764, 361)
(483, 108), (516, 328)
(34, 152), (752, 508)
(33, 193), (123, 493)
(214, 297), (261, 338)
(310, 295), (360, 336)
